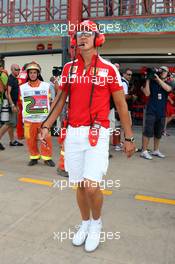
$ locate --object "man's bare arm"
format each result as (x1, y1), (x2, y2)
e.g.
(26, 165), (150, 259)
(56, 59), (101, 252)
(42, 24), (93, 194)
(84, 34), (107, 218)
(155, 74), (172, 92)
(142, 79), (151, 96)
(50, 89), (63, 111)
(7, 85), (13, 105)
(7, 85), (18, 112)
(42, 89), (67, 129)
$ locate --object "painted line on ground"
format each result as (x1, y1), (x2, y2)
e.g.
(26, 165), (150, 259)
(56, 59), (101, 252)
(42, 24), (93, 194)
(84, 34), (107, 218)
(19, 177), (53, 187)
(18, 177), (112, 195)
(135, 194), (175, 205)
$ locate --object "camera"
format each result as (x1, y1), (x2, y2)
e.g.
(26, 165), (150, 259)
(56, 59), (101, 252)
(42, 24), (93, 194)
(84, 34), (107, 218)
(146, 67), (169, 80)
(146, 67), (159, 79)
(52, 66), (63, 77)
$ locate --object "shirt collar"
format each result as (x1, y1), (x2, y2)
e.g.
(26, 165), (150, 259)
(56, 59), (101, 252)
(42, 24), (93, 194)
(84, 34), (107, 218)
(77, 53), (98, 68)
(28, 79), (41, 87)
(122, 77), (129, 85)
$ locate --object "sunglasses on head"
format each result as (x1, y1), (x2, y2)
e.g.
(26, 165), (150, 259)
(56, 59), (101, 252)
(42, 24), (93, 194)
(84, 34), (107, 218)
(76, 31), (95, 38)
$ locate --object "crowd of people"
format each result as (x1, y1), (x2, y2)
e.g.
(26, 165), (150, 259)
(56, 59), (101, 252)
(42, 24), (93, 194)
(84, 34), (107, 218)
(0, 60), (175, 160)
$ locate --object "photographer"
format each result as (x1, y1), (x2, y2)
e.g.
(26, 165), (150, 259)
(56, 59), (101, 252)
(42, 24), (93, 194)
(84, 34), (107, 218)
(140, 66), (172, 160)
(49, 67), (63, 103)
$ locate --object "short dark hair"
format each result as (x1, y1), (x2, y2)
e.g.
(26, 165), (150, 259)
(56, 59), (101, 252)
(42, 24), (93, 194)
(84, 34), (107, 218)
(124, 68), (132, 74)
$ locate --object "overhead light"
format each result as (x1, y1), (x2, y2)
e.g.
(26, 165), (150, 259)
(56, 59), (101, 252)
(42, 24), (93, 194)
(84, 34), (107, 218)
(168, 52), (172, 55)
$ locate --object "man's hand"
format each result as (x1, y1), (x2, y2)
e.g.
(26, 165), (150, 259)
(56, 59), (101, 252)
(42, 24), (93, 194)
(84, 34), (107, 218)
(12, 105), (18, 113)
(154, 73), (160, 81)
(123, 141), (136, 158)
(38, 127), (50, 144)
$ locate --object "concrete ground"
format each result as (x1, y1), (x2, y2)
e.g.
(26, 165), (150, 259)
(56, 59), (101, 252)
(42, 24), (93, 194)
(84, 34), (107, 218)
(0, 126), (174, 264)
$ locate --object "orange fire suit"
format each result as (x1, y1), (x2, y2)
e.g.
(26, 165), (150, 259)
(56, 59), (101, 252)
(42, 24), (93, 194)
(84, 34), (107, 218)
(20, 80), (52, 160)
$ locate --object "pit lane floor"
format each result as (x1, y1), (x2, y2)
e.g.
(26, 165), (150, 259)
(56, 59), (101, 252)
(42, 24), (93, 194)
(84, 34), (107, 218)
(0, 126), (174, 264)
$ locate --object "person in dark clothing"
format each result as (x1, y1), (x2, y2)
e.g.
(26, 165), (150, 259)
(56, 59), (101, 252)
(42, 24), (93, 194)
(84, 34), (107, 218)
(140, 66), (172, 160)
(0, 64), (23, 150)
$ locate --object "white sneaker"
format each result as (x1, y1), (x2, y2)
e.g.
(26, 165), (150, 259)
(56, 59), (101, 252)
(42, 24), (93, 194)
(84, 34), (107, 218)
(140, 150), (153, 160)
(85, 219), (102, 252)
(151, 150), (165, 158)
(115, 144), (122, 151)
(72, 220), (90, 246)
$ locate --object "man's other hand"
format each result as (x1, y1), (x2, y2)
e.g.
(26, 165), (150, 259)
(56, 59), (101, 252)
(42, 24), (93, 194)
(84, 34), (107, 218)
(123, 141), (136, 158)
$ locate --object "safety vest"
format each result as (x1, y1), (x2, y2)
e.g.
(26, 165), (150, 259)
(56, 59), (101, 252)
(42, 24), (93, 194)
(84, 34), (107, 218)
(20, 81), (50, 123)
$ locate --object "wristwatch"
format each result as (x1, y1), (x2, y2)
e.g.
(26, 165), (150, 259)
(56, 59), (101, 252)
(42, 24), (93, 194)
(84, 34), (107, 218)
(125, 136), (135, 143)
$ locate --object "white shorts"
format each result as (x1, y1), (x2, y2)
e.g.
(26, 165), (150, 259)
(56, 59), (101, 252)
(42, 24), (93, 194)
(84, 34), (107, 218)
(64, 126), (110, 183)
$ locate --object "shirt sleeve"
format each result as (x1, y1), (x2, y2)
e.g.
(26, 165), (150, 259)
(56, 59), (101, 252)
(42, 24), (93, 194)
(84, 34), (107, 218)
(58, 63), (71, 92)
(7, 75), (13, 87)
(108, 65), (124, 93)
(122, 81), (128, 95)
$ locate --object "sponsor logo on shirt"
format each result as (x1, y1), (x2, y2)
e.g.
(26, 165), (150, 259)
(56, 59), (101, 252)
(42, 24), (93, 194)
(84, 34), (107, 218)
(71, 66), (78, 74)
(90, 67), (109, 77)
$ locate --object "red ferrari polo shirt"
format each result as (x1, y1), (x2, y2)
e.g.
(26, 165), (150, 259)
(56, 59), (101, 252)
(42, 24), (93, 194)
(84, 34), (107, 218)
(59, 54), (123, 128)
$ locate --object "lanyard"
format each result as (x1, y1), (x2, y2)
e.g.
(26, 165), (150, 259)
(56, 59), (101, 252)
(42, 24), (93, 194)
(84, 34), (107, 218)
(89, 55), (98, 126)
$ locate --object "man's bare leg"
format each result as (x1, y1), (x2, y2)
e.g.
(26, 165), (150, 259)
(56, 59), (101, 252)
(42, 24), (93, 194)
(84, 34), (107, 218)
(8, 126), (14, 142)
(0, 124), (10, 140)
(77, 184), (90, 220)
(84, 180), (103, 220)
(142, 135), (150, 151)
(164, 116), (175, 132)
(152, 137), (165, 157)
(82, 179), (103, 252)
(77, 180), (103, 220)
(154, 137), (160, 151)
(72, 182), (93, 247)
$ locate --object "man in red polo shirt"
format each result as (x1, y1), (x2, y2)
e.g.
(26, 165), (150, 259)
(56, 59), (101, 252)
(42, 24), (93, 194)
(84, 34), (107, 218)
(40, 20), (135, 252)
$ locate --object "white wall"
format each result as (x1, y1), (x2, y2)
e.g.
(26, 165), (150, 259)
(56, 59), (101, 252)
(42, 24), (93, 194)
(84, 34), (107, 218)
(101, 36), (175, 54)
(1, 38), (62, 82)
(1, 35), (175, 56)
(2, 34), (175, 81)
(0, 39), (61, 52)
(5, 54), (62, 82)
